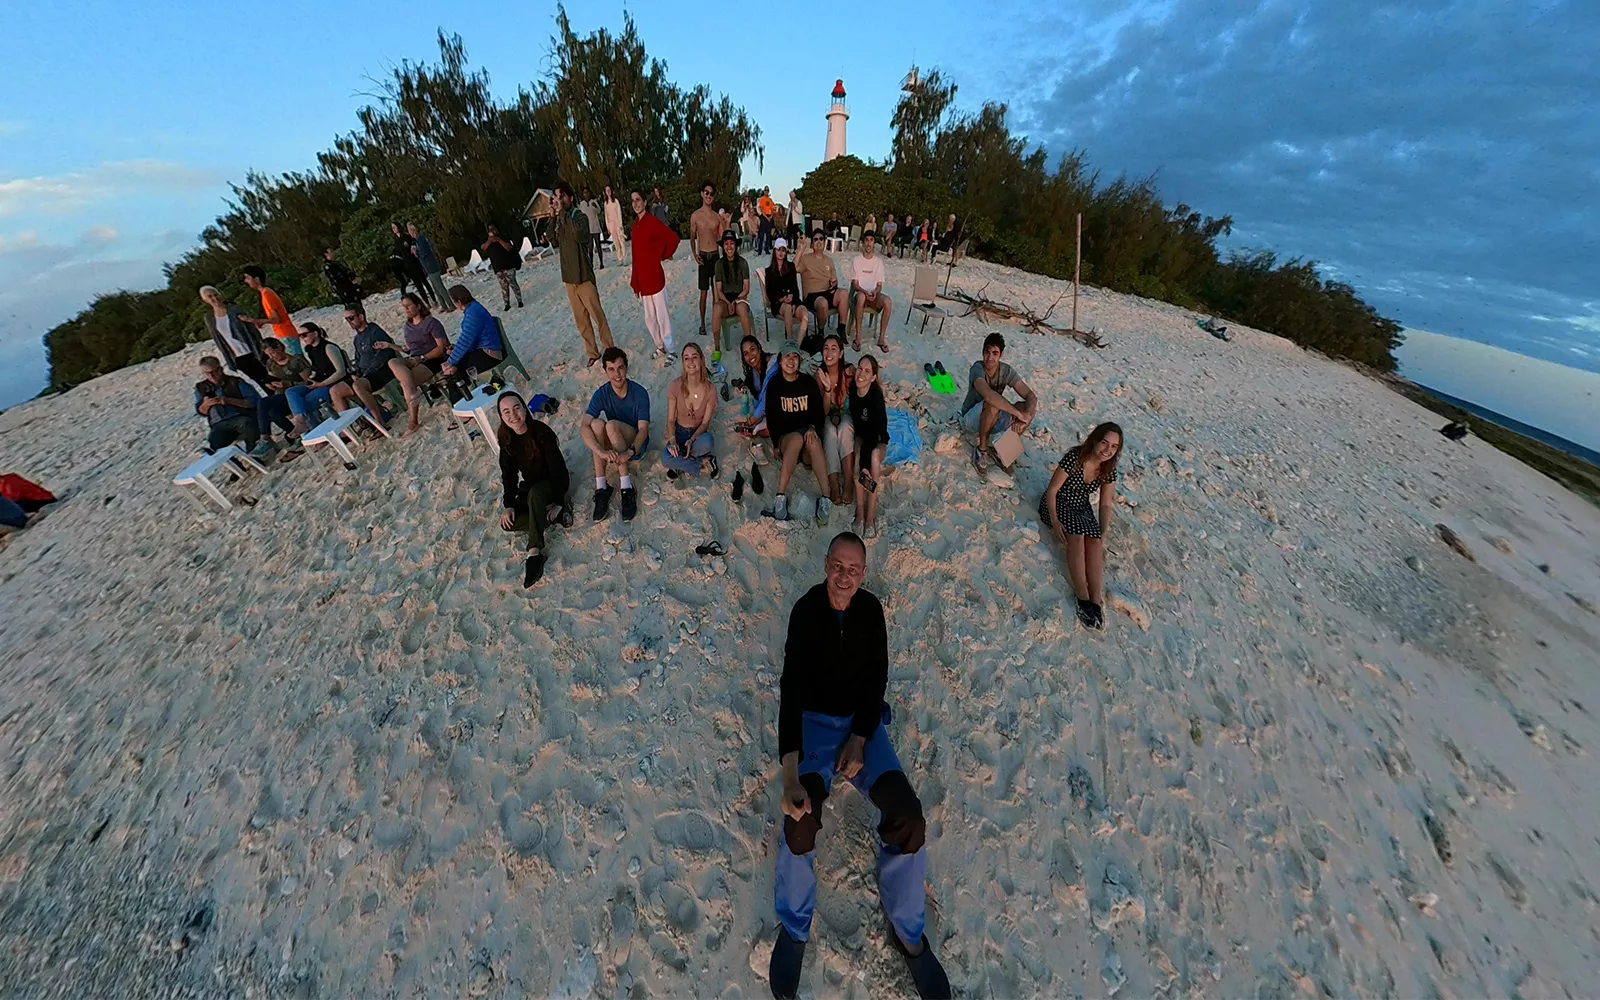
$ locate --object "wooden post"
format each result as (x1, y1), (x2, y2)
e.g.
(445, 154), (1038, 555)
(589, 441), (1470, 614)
(1072, 212), (1082, 333)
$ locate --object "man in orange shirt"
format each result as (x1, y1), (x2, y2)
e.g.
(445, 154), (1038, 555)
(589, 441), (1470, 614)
(757, 187), (777, 254)
(240, 265), (302, 356)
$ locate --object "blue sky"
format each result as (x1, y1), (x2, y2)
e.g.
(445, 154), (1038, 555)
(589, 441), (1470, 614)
(1, 0), (1595, 412)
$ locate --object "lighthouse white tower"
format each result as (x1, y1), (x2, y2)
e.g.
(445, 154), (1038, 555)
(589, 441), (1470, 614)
(824, 79), (848, 161)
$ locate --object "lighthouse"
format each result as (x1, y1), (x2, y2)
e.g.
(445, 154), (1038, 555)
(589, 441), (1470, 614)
(824, 79), (848, 161)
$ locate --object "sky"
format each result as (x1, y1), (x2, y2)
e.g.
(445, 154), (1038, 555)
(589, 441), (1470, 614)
(1, 0), (1596, 415)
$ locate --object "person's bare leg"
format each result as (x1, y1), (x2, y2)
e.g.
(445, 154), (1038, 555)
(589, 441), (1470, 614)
(796, 307), (810, 343)
(350, 378), (386, 426)
(842, 448), (857, 506)
(832, 288), (849, 330)
(777, 432), (804, 494)
(699, 286), (708, 333)
(828, 472), (844, 505)
(977, 401), (1001, 453)
(329, 383), (354, 414)
(711, 299), (728, 355)
(862, 446), (883, 528)
(813, 298), (830, 334)
(581, 420), (611, 484)
(875, 296), (893, 350)
(1065, 534), (1090, 601)
(850, 295), (863, 347)
(605, 422), (637, 482)
(803, 429), (829, 496)
(737, 302), (752, 340)
(388, 359), (424, 434)
(1085, 536), (1106, 606)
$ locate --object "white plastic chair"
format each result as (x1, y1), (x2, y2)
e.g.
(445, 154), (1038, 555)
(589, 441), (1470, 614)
(302, 408), (389, 469)
(452, 384), (504, 455)
(465, 249), (491, 274)
(905, 265), (950, 337)
(173, 445), (268, 510)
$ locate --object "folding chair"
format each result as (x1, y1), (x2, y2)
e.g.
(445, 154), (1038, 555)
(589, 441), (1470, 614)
(490, 317), (532, 382)
(846, 225), (862, 251)
(445, 255), (461, 277)
(905, 266), (950, 337)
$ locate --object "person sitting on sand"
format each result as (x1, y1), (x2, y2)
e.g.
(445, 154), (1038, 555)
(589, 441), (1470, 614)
(962, 332), (1038, 473)
(1040, 421), (1123, 630)
(850, 354), (890, 538)
(733, 335), (781, 440)
(815, 334), (856, 505)
(662, 342), (719, 479)
(849, 232), (892, 353)
(385, 292), (453, 436)
(579, 347), (650, 522)
(711, 229), (753, 359)
(766, 345), (832, 524)
(440, 286), (505, 378)
(283, 322), (351, 436)
(797, 231), (850, 339)
(193, 356), (260, 454)
(497, 389), (571, 588)
(337, 304), (401, 427)
(764, 239), (810, 344)
(768, 532), (951, 1000)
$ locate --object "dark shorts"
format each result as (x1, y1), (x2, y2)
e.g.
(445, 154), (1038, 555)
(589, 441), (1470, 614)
(359, 366), (396, 391)
(803, 289), (836, 312)
(768, 296), (793, 318)
(697, 252), (719, 291)
(454, 348), (503, 374)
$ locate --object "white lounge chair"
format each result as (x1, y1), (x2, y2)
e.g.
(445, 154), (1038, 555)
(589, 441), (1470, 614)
(302, 408), (390, 469)
(173, 445), (268, 511)
(464, 249), (491, 274)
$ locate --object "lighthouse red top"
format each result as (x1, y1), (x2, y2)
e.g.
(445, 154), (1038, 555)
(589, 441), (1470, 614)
(831, 79), (846, 100)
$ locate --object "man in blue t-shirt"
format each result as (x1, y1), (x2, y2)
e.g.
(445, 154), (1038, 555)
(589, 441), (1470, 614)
(579, 347), (651, 522)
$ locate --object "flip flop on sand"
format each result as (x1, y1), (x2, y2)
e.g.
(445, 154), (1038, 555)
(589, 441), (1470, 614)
(731, 471), (745, 501)
(973, 447), (989, 474)
(695, 541), (726, 558)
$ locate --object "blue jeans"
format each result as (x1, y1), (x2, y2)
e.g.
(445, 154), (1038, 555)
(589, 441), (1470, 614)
(774, 708), (927, 947)
(660, 425), (714, 475)
(285, 384), (335, 420)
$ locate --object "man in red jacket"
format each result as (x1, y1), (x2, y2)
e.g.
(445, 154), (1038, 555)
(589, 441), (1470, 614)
(629, 189), (681, 364)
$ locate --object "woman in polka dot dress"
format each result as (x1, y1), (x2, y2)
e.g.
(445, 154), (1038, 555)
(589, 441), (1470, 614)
(1039, 422), (1124, 629)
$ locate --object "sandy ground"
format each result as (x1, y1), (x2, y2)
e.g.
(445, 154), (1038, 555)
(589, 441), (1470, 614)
(1, 249), (1597, 999)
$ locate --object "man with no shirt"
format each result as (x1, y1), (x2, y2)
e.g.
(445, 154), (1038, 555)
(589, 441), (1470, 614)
(690, 180), (725, 350)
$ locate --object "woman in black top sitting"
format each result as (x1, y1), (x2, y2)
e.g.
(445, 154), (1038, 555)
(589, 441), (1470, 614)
(764, 239), (809, 343)
(496, 390), (572, 588)
(848, 354), (890, 538)
(1040, 421), (1123, 629)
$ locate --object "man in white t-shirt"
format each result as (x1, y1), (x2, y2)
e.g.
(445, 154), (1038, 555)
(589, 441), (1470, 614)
(849, 232), (892, 352)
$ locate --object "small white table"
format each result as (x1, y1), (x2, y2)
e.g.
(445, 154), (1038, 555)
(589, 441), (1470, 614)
(452, 385), (504, 455)
(173, 445), (268, 510)
(302, 407), (389, 467)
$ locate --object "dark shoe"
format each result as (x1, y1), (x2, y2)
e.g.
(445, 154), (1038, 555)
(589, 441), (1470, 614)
(1076, 600), (1096, 629)
(1087, 602), (1105, 629)
(732, 471), (746, 501)
(667, 469), (681, 481)
(768, 927), (807, 1000)
(620, 487), (638, 521)
(592, 487), (614, 521)
(889, 933), (952, 999)
(523, 554), (546, 588)
(750, 463), (765, 495)
(706, 455), (720, 479)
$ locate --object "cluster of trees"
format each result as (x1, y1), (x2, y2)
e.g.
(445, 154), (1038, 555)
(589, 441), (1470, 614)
(42, 9), (761, 392)
(798, 68), (1402, 370)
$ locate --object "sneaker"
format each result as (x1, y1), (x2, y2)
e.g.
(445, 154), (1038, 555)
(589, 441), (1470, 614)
(889, 933), (952, 1000)
(774, 493), (789, 521)
(816, 496), (832, 526)
(1087, 602), (1105, 630)
(249, 440), (273, 460)
(711, 350), (722, 364)
(1075, 601), (1096, 629)
(973, 447), (989, 474)
(731, 471), (746, 501)
(592, 487), (614, 521)
(620, 487), (638, 521)
(768, 927), (807, 1000)
(667, 469), (681, 481)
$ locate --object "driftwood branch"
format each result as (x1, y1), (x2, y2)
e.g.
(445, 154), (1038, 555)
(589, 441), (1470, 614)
(947, 286), (1104, 348)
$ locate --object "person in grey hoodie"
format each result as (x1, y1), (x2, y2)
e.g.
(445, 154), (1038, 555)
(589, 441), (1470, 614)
(407, 222), (453, 312)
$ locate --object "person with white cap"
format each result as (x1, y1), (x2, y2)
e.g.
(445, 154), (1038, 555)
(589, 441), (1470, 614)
(763, 238), (810, 343)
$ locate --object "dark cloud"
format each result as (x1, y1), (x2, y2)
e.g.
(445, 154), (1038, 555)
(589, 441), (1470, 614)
(1011, 0), (1599, 371)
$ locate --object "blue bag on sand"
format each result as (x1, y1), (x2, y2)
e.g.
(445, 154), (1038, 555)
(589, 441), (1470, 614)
(884, 409), (922, 466)
(526, 393), (559, 415)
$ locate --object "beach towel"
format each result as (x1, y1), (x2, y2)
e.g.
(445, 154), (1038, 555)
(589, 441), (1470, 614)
(884, 409), (922, 466)
(0, 474), (55, 512)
